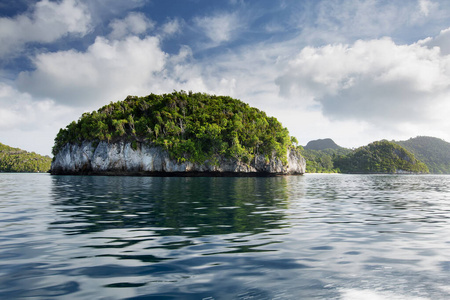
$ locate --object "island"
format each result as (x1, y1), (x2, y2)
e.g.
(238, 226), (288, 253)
(300, 139), (431, 174)
(299, 138), (352, 173)
(0, 142), (51, 173)
(394, 136), (450, 174)
(51, 91), (306, 176)
(333, 140), (429, 174)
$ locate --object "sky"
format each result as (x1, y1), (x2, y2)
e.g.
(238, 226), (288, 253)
(1, 0), (450, 156)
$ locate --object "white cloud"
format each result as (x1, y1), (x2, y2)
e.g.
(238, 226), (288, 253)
(152, 45), (213, 94)
(108, 12), (154, 40)
(421, 27), (450, 55)
(276, 37), (450, 130)
(14, 33), (212, 109)
(0, 0), (91, 57)
(194, 12), (242, 46)
(296, 0), (438, 46)
(17, 35), (167, 107)
(161, 18), (181, 37)
(4, 0), (450, 155)
(419, 0), (436, 16)
(0, 83), (73, 130)
(314, 0), (401, 37)
(0, 82), (76, 155)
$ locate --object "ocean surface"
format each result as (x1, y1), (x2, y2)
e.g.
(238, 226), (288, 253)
(1, 173), (450, 299)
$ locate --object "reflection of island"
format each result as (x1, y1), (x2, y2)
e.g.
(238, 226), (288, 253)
(50, 176), (296, 236)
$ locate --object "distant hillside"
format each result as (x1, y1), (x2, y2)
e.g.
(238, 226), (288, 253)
(0, 142), (51, 173)
(394, 136), (450, 174)
(334, 140), (429, 174)
(299, 139), (351, 173)
(304, 138), (341, 150)
(299, 147), (351, 173)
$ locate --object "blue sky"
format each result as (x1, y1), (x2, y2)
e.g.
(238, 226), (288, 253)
(1, 0), (450, 156)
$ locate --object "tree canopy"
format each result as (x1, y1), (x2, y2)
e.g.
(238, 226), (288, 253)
(333, 140), (429, 174)
(395, 136), (450, 174)
(304, 138), (342, 151)
(0, 142), (51, 172)
(299, 147), (351, 173)
(53, 91), (297, 164)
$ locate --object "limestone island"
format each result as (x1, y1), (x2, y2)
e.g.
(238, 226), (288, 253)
(333, 140), (429, 174)
(51, 91), (306, 176)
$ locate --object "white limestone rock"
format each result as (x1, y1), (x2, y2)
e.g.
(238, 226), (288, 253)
(51, 141), (306, 176)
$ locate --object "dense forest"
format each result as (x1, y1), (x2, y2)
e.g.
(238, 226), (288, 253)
(53, 91), (297, 164)
(300, 138), (438, 174)
(0, 142), (51, 173)
(304, 138), (342, 151)
(395, 136), (450, 174)
(333, 140), (429, 174)
(299, 146), (351, 173)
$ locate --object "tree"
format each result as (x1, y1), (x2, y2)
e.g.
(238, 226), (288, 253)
(52, 91), (300, 165)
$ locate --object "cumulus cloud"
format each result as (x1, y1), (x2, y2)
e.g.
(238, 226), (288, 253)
(194, 12), (241, 46)
(17, 36), (167, 107)
(0, 82), (73, 129)
(0, 0), (91, 57)
(0, 82), (75, 155)
(421, 27), (450, 55)
(108, 12), (154, 40)
(4, 0), (450, 154)
(276, 37), (450, 128)
(161, 18), (181, 37)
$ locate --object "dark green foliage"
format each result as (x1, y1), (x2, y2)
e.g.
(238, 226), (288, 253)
(395, 136), (450, 174)
(53, 91), (295, 164)
(299, 138), (351, 173)
(0, 142), (51, 172)
(299, 147), (351, 173)
(334, 140), (429, 174)
(304, 138), (342, 151)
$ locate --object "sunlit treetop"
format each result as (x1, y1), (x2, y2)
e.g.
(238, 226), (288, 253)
(53, 91), (298, 164)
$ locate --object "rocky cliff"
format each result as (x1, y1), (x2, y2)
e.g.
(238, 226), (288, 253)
(51, 141), (306, 176)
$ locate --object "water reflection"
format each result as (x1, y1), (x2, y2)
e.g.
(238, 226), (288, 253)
(50, 176), (300, 236)
(3, 174), (450, 299)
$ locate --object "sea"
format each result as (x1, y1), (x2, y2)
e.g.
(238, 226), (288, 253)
(1, 173), (450, 299)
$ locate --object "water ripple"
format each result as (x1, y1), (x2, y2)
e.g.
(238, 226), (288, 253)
(1, 174), (450, 298)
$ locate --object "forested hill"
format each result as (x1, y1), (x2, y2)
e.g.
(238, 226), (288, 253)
(0, 142), (51, 173)
(53, 91), (298, 164)
(394, 136), (450, 174)
(299, 139), (351, 173)
(304, 138), (342, 150)
(333, 140), (429, 174)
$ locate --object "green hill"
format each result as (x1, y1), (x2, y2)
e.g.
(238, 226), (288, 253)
(333, 140), (429, 174)
(0, 142), (51, 173)
(300, 139), (351, 173)
(304, 138), (342, 150)
(394, 136), (450, 174)
(299, 148), (352, 173)
(53, 91), (298, 165)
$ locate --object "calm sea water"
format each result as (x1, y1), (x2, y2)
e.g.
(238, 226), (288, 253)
(1, 173), (450, 299)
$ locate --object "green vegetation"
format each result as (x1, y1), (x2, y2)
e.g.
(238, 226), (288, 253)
(395, 136), (450, 174)
(53, 91), (296, 164)
(333, 140), (429, 174)
(304, 138), (342, 151)
(0, 142), (51, 173)
(299, 138), (429, 174)
(299, 138), (351, 173)
(299, 147), (351, 173)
